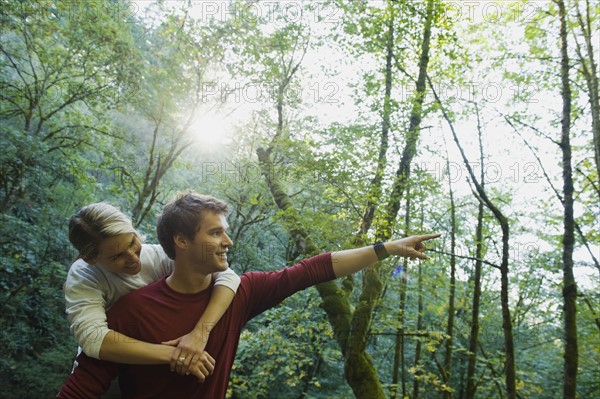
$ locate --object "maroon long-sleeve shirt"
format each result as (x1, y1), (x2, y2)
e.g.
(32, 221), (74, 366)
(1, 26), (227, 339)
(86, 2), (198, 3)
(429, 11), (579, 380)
(57, 253), (335, 399)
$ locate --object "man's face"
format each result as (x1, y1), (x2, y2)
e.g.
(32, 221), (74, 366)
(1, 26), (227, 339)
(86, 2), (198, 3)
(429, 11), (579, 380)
(90, 233), (142, 275)
(186, 211), (233, 273)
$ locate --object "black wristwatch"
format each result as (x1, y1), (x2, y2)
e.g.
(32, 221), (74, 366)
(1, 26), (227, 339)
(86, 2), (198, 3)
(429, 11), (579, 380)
(373, 241), (390, 261)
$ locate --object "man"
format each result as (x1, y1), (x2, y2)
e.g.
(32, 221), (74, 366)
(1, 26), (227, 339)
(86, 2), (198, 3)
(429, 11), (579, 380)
(57, 191), (439, 398)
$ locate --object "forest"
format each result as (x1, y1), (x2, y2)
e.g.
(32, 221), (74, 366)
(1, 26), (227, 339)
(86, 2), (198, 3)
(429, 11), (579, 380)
(0, 0), (598, 398)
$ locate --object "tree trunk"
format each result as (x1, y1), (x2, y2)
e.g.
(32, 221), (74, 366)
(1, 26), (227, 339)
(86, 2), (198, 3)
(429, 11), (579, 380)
(392, 194), (411, 399)
(355, 0), (393, 239)
(465, 105), (486, 399)
(574, 0), (600, 192)
(380, 0), (434, 240)
(443, 141), (457, 399)
(340, 1), (435, 396)
(256, 147), (382, 396)
(557, 1), (579, 397)
(256, 2), (434, 396)
(346, 2), (434, 397)
(412, 261), (424, 399)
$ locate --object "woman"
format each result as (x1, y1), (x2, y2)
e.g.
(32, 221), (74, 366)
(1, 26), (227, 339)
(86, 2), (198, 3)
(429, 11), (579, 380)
(64, 202), (239, 379)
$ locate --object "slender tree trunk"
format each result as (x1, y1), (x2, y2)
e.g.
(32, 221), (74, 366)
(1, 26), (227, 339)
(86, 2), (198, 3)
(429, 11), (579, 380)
(575, 0), (600, 190)
(330, 10), (394, 391)
(380, 0), (434, 240)
(498, 223), (515, 399)
(355, 1), (393, 239)
(392, 194), (411, 399)
(344, 1), (434, 397)
(341, 0), (395, 316)
(465, 105), (486, 399)
(412, 261), (424, 399)
(443, 145), (457, 399)
(557, 1), (579, 397)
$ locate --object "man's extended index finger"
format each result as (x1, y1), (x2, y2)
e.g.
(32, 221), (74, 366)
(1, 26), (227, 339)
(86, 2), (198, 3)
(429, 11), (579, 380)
(421, 233), (441, 241)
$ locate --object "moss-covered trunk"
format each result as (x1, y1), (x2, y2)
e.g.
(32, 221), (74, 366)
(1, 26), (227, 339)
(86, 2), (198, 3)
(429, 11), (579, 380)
(391, 195), (411, 399)
(255, 2), (434, 397)
(344, 2), (434, 397)
(256, 147), (383, 397)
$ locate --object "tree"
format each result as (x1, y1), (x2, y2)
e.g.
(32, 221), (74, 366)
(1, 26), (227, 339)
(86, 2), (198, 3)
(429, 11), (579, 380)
(572, 0), (600, 192)
(254, 0), (443, 396)
(431, 83), (517, 398)
(0, 0), (139, 213)
(0, 2), (141, 396)
(442, 134), (458, 399)
(112, 4), (231, 227)
(555, 1), (578, 396)
(465, 103), (487, 399)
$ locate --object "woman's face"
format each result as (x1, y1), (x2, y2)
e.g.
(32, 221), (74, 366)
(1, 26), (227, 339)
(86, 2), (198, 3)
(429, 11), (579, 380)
(89, 233), (142, 275)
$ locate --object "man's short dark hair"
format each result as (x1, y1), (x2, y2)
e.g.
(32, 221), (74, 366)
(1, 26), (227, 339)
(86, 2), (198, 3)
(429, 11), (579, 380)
(157, 191), (229, 259)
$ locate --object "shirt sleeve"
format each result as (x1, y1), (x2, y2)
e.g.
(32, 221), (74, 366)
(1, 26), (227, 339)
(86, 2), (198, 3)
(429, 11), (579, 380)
(242, 252), (335, 320)
(147, 244), (174, 277)
(55, 353), (117, 399)
(64, 264), (111, 359)
(212, 268), (241, 293)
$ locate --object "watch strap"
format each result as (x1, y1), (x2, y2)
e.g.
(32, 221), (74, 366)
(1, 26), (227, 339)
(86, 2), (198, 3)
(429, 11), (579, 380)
(373, 241), (390, 261)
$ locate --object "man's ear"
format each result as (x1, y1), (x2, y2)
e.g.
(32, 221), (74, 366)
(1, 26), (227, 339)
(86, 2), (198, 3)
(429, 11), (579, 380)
(173, 234), (188, 251)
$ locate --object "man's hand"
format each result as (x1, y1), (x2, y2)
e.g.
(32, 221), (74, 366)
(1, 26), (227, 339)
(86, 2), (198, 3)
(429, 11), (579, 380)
(389, 233), (441, 260)
(185, 351), (215, 382)
(163, 330), (210, 376)
(331, 233), (441, 278)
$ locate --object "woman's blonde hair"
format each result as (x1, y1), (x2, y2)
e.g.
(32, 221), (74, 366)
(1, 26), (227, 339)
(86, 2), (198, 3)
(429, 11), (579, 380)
(68, 202), (141, 260)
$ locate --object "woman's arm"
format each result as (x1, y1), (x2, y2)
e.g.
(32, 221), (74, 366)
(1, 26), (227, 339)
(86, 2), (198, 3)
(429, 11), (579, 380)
(163, 268), (240, 374)
(99, 330), (215, 382)
(98, 331), (173, 363)
(64, 262), (214, 380)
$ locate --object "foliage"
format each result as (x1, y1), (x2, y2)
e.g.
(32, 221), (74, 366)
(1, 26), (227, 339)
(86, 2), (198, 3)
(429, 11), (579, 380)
(229, 290), (349, 399)
(0, 0), (598, 397)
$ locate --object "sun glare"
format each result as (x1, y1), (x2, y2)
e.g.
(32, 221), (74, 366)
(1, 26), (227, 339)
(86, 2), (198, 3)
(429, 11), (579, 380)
(188, 111), (233, 148)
